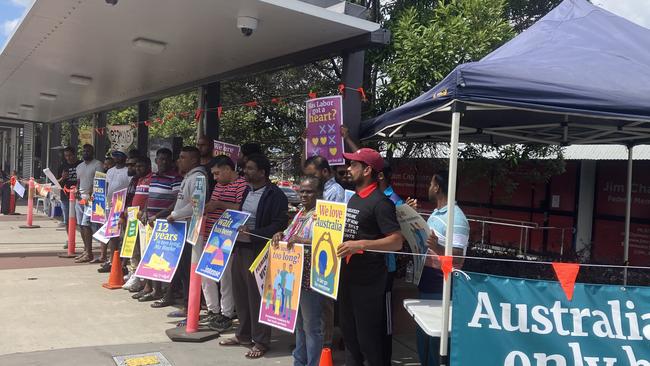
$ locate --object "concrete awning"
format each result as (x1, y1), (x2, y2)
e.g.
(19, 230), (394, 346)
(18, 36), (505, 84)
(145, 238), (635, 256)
(0, 0), (386, 123)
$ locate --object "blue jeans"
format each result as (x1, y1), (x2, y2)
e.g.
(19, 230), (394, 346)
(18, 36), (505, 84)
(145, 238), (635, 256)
(60, 197), (69, 224)
(293, 289), (323, 366)
(416, 291), (443, 366)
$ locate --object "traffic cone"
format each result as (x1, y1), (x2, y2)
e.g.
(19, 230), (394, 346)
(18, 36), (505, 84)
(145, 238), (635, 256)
(102, 250), (125, 289)
(319, 347), (333, 366)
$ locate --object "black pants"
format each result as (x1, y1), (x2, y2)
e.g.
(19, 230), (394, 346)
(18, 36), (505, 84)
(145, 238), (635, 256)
(384, 271), (395, 365)
(339, 271), (389, 366)
(232, 243), (271, 348)
(167, 242), (192, 304)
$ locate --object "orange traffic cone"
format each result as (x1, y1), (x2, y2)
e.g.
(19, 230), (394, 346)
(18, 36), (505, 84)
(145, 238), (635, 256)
(102, 250), (125, 289)
(319, 348), (333, 366)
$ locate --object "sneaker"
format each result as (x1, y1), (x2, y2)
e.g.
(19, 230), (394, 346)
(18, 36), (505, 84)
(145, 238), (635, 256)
(122, 274), (138, 290)
(199, 311), (220, 326)
(97, 263), (111, 273)
(123, 273), (131, 282)
(208, 314), (234, 332)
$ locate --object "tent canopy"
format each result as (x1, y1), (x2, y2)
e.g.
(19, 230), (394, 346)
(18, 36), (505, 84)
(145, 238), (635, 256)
(360, 0), (650, 146)
(0, 0), (385, 123)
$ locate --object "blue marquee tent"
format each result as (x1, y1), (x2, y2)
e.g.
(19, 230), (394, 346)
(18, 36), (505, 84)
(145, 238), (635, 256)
(361, 0), (650, 146)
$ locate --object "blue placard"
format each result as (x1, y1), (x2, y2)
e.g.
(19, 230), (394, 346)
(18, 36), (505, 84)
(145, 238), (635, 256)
(135, 220), (187, 282)
(196, 210), (250, 282)
(452, 272), (650, 366)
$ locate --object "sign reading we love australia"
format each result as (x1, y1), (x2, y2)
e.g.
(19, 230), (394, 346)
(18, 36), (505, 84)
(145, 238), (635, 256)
(305, 96), (344, 166)
(452, 272), (650, 366)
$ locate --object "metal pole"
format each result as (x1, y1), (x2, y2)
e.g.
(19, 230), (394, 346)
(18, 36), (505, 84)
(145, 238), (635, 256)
(623, 145), (634, 285)
(481, 221), (485, 246)
(439, 103), (463, 366)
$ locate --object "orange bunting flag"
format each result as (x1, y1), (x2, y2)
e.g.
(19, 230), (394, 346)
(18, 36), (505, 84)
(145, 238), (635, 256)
(156, 117), (163, 125)
(144, 120), (151, 127)
(552, 262), (580, 301)
(338, 83), (345, 95)
(439, 255), (453, 280)
(244, 101), (258, 108)
(271, 97), (281, 104)
(194, 109), (203, 121)
(308, 91), (317, 99)
(357, 87), (368, 102)
(217, 106), (223, 118)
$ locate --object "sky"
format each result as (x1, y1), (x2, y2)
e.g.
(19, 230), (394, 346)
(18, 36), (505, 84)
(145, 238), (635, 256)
(0, 0), (649, 48)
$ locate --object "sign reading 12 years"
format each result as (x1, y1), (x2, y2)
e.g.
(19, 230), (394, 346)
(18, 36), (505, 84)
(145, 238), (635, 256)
(452, 272), (650, 366)
(305, 96), (344, 166)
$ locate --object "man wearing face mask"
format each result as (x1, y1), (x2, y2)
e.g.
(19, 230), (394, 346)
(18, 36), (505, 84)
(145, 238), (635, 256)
(73, 144), (104, 263)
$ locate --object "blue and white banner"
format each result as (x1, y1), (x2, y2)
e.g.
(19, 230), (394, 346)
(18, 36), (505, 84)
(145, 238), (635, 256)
(452, 272), (650, 366)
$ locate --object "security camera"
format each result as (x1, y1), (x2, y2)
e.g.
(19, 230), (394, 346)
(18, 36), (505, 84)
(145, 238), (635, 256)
(237, 16), (258, 37)
(105, 0), (118, 5)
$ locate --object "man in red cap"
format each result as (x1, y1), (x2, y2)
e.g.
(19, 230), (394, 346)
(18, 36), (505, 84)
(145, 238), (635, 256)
(337, 148), (404, 366)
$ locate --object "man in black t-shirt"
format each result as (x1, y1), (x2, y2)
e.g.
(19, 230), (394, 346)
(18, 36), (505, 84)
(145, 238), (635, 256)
(58, 147), (81, 234)
(337, 148), (403, 366)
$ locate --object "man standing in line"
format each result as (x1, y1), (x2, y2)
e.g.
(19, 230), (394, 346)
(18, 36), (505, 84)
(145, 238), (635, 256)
(201, 155), (248, 332)
(58, 147), (81, 247)
(337, 148), (404, 366)
(73, 144), (104, 263)
(197, 136), (216, 196)
(97, 149), (132, 270)
(165, 147), (207, 319)
(219, 153), (288, 359)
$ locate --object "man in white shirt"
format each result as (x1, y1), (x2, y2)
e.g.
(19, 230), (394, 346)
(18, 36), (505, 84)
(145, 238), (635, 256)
(96, 149), (131, 270)
(73, 144), (104, 263)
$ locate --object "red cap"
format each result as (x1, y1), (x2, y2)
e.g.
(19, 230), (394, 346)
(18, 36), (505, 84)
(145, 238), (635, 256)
(343, 148), (383, 172)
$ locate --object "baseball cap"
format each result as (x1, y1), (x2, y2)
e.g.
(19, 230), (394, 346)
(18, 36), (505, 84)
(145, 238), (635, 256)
(111, 149), (127, 158)
(342, 148), (383, 172)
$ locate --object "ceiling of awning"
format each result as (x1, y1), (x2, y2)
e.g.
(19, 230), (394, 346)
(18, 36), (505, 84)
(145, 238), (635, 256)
(0, 0), (384, 123)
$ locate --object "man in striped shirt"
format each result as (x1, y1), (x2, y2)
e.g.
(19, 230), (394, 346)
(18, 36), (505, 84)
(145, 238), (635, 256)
(201, 155), (248, 332)
(132, 148), (182, 303)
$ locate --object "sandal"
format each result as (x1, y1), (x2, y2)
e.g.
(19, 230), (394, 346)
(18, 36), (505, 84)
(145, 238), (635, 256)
(175, 319), (187, 328)
(89, 258), (103, 264)
(219, 337), (253, 347)
(245, 344), (267, 359)
(138, 292), (162, 302)
(74, 254), (93, 263)
(150, 297), (174, 308)
(167, 309), (187, 318)
(132, 289), (150, 300)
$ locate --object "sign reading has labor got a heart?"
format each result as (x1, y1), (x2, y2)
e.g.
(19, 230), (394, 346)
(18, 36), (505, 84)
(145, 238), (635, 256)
(305, 95), (345, 166)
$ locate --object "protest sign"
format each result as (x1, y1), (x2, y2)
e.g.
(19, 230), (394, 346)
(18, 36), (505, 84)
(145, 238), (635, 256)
(135, 220), (187, 282)
(213, 140), (240, 167)
(91, 172), (107, 223)
(396, 205), (430, 285)
(13, 181), (25, 198)
(250, 242), (270, 296)
(107, 125), (135, 151)
(305, 96), (344, 166)
(259, 242), (304, 333)
(187, 175), (207, 245)
(93, 222), (110, 244)
(452, 272), (650, 366)
(138, 222), (153, 253)
(120, 207), (139, 258)
(196, 210), (250, 281)
(42, 168), (62, 190)
(105, 188), (126, 238)
(310, 200), (346, 299)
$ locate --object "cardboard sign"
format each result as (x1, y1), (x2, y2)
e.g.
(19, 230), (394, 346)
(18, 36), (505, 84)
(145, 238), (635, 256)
(259, 242), (304, 333)
(187, 175), (207, 246)
(213, 140), (241, 167)
(135, 220), (187, 282)
(120, 207), (139, 258)
(91, 172), (107, 223)
(196, 210), (250, 281)
(310, 200), (346, 299)
(305, 96), (344, 166)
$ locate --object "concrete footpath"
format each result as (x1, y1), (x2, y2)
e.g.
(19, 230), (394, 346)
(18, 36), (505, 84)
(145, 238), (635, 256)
(0, 206), (421, 365)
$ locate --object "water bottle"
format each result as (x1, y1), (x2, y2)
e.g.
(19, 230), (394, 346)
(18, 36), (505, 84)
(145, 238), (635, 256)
(406, 260), (414, 284)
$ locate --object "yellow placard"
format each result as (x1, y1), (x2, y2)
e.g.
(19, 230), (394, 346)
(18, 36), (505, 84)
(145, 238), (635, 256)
(120, 207), (139, 258)
(310, 200), (347, 299)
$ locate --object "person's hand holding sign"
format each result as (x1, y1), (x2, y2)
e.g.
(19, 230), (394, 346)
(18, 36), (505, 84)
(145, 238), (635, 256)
(337, 240), (365, 258)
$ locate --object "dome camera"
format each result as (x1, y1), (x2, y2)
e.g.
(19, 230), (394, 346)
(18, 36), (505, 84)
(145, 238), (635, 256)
(237, 16), (258, 37)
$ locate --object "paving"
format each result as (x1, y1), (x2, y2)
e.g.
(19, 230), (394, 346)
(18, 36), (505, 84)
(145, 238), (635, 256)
(0, 205), (422, 365)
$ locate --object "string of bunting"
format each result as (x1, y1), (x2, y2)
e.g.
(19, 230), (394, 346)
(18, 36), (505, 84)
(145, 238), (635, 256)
(83, 85), (367, 135)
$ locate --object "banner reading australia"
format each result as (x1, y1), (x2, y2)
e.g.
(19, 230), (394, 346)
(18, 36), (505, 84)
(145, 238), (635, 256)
(451, 272), (650, 366)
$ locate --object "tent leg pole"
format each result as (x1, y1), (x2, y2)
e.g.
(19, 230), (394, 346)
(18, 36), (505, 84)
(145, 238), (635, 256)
(623, 145), (634, 285)
(439, 103), (463, 366)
